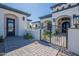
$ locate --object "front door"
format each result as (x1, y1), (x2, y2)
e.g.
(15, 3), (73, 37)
(62, 22), (70, 33)
(6, 18), (15, 36)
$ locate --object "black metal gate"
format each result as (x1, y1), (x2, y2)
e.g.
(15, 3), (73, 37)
(40, 25), (68, 48)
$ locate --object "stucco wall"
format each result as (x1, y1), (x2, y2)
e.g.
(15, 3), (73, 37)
(26, 29), (40, 40)
(31, 29), (40, 40)
(68, 28), (79, 55)
(0, 13), (4, 38)
(0, 8), (28, 38)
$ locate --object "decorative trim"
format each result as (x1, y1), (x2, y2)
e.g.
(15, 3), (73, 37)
(52, 3), (79, 14)
(50, 3), (66, 9)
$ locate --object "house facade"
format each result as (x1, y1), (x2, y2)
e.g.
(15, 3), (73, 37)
(27, 19), (32, 30)
(51, 3), (79, 33)
(0, 4), (30, 39)
(32, 21), (40, 29)
(40, 3), (79, 33)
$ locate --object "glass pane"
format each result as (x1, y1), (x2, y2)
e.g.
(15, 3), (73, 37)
(73, 20), (76, 24)
(8, 19), (14, 23)
(8, 23), (13, 32)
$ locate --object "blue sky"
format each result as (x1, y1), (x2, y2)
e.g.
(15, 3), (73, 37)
(4, 3), (55, 22)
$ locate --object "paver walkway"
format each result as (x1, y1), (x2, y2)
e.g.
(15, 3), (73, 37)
(0, 37), (76, 56)
(4, 37), (59, 56)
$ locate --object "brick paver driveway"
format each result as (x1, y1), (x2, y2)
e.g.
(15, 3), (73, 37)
(3, 37), (76, 56)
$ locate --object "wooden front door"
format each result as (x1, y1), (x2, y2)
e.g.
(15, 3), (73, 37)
(6, 18), (15, 36)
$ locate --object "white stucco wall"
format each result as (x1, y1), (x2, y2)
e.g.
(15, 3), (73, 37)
(0, 13), (4, 38)
(26, 29), (40, 40)
(68, 28), (79, 55)
(0, 8), (28, 38)
(31, 29), (40, 40)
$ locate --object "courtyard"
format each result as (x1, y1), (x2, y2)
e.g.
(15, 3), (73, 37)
(0, 37), (77, 56)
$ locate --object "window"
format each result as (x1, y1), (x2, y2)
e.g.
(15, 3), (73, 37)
(35, 24), (38, 28)
(23, 16), (25, 21)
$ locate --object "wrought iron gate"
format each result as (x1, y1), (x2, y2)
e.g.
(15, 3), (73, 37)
(40, 25), (68, 48)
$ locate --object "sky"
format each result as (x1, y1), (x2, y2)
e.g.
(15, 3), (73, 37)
(4, 3), (55, 22)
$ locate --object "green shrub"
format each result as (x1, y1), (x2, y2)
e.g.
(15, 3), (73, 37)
(43, 30), (50, 39)
(0, 36), (3, 42)
(23, 33), (33, 40)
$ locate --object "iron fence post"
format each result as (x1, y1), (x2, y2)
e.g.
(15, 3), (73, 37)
(66, 29), (68, 48)
(50, 28), (52, 43)
(40, 28), (41, 41)
(49, 23), (52, 44)
(40, 22), (42, 41)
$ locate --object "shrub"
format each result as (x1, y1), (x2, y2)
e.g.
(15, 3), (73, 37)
(23, 33), (33, 40)
(0, 36), (3, 42)
(43, 30), (50, 39)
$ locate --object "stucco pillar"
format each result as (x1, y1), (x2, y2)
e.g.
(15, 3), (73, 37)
(68, 28), (79, 55)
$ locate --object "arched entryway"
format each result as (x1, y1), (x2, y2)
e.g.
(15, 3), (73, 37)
(43, 20), (52, 31)
(4, 14), (18, 37)
(57, 16), (71, 33)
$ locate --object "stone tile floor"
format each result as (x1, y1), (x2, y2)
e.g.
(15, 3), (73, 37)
(0, 37), (77, 56)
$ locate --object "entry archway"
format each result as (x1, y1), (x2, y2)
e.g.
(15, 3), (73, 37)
(4, 14), (18, 37)
(57, 16), (71, 33)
